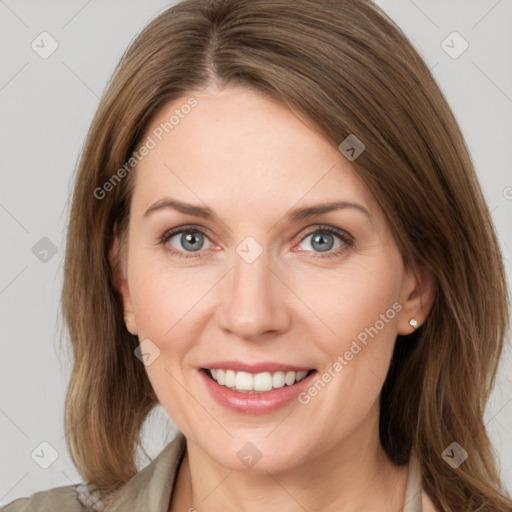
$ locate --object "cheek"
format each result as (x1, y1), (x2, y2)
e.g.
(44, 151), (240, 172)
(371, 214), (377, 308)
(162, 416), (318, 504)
(299, 255), (403, 352)
(126, 252), (219, 394)
(127, 243), (207, 337)
(126, 260), (204, 421)
(130, 274), (197, 354)
(294, 266), (402, 439)
(295, 253), (403, 418)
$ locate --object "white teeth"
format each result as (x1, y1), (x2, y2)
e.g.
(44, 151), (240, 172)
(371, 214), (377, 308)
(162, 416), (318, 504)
(216, 369), (226, 385)
(296, 370), (308, 382)
(284, 371), (296, 386)
(207, 368), (311, 393)
(254, 372), (273, 391)
(272, 371), (285, 389)
(225, 370), (236, 388)
(235, 371), (253, 391)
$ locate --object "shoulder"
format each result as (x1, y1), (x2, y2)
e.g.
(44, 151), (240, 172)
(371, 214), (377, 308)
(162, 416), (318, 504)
(1, 433), (187, 512)
(0, 484), (85, 512)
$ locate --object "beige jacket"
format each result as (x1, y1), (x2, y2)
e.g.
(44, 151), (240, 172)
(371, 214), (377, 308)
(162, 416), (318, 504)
(1, 433), (438, 511)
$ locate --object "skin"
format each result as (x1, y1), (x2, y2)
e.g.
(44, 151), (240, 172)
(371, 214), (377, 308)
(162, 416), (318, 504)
(111, 85), (434, 512)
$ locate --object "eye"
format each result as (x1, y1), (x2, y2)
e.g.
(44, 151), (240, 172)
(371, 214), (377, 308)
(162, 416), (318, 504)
(295, 225), (353, 259)
(160, 225), (213, 259)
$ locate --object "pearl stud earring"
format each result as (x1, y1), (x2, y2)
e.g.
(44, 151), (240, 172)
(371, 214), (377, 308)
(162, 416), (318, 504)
(409, 318), (419, 329)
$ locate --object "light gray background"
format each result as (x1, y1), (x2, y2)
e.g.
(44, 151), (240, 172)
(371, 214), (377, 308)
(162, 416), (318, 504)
(1, 0), (511, 506)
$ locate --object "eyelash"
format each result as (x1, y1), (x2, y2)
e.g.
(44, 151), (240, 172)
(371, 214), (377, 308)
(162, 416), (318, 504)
(159, 224), (354, 260)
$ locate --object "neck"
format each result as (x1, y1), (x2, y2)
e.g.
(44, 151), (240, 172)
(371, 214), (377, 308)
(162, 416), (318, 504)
(169, 405), (409, 512)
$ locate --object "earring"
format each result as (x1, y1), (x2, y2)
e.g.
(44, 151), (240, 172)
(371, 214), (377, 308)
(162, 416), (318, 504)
(409, 318), (419, 329)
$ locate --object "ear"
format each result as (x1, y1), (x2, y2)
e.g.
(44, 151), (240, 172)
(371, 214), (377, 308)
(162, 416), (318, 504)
(109, 231), (138, 336)
(397, 263), (435, 335)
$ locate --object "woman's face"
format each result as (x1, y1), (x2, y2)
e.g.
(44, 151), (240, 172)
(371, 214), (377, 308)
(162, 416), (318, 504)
(115, 85), (426, 472)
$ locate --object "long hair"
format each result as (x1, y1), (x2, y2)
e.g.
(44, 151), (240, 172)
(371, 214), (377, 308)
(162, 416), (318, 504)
(61, 1), (512, 510)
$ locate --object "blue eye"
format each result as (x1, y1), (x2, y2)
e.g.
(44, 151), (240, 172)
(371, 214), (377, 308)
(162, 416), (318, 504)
(300, 231), (341, 253)
(160, 224), (353, 260)
(294, 225), (353, 259)
(161, 226), (212, 258)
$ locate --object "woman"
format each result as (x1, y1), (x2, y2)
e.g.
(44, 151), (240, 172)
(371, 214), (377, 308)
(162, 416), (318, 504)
(2, 0), (511, 510)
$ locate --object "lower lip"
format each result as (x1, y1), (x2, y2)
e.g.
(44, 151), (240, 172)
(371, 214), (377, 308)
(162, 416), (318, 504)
(199, 369), (317, 415)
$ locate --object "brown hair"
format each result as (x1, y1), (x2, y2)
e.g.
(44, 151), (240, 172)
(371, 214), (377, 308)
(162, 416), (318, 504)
(61, 0), (512, 510)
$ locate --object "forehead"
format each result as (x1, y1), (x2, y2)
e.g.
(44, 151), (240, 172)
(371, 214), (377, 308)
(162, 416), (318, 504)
(131, 86), (376, 220)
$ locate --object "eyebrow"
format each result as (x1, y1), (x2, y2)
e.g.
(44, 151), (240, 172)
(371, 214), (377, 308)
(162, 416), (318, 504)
(143, 197), (371, 223)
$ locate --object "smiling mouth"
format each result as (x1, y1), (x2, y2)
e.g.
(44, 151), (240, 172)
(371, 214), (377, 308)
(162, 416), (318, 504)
(201, 368), (316, 394)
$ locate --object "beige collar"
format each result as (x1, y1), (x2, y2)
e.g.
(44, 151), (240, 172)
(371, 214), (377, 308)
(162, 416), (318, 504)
(404, 453), (438, 512)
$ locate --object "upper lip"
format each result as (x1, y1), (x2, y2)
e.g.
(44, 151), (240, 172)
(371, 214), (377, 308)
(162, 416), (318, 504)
(201, 361), (315, 373)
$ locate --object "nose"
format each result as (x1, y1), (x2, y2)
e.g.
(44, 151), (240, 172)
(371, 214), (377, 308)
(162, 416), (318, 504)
(217, 248), (291, 341)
